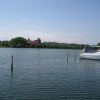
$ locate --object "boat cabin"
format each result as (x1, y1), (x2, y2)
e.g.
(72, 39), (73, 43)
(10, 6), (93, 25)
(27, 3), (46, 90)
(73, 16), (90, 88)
(82, 46), (100, 53)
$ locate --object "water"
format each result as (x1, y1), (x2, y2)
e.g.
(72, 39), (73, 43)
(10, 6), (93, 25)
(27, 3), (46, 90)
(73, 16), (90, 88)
(0, 48), (100, 100)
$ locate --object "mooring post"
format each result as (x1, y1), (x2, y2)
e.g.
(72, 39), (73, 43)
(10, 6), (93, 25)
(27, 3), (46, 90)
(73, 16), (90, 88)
(11, 55), (13, 71)
(67, 57), (68, 63)
(75, 52), (76, 61)
(67, 53), (69, 63)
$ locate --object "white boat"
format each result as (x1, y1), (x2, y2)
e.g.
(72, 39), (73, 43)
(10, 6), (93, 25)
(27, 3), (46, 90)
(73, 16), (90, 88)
(80, 46), (100, 60)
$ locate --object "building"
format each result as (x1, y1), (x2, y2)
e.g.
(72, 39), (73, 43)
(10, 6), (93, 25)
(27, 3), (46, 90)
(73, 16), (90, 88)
(27, 38), (41, 45)
(32, 38), (41, 44)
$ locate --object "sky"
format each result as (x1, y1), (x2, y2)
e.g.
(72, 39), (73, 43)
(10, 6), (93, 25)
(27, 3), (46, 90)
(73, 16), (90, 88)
(0, 0), (100, 44)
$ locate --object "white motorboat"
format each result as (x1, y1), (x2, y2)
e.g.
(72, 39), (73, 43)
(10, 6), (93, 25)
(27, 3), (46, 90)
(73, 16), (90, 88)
(80, 46), (100, 60)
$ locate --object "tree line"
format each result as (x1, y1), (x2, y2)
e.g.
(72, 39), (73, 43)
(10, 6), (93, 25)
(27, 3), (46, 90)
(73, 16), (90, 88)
(0, 37), (90, 49)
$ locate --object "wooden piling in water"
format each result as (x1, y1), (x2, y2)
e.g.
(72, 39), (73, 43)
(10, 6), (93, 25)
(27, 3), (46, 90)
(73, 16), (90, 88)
(11, 55), (13, 71)
(75, 52), (76, 61)
(67, 57), (68, 63)
(67, 53), (69, 63)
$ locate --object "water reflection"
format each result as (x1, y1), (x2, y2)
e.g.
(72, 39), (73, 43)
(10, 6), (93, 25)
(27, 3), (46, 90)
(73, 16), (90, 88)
(80, 59), (98, 85)
(11, 70), (13, 79)
(81, 59), (98, 74)
(10, 69), (13, 88)
(35, 49), (41, 66)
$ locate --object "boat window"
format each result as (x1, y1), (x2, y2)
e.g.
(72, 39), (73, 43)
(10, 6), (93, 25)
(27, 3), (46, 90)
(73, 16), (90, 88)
(84, 48), (97, 53)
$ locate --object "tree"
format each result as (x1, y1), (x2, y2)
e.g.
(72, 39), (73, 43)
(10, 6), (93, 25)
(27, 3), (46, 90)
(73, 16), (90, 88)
(10, 37), (27, 47)
(97, 43), (100, 46)
(0, 41), (10, 47)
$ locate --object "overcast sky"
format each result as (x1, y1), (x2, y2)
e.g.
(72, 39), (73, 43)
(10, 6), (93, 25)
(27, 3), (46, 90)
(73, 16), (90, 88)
(0, 0), (100, 44)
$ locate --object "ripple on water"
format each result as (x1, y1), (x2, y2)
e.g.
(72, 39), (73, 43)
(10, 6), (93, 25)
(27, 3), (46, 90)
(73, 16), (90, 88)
(0, 48), (100, 100)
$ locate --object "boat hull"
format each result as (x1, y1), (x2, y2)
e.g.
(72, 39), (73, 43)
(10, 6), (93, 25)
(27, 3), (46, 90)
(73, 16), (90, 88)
(80, 53), (100, 60)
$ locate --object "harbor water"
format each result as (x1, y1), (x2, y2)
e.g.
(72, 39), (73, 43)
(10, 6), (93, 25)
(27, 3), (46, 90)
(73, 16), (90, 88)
(0, 48), (100, 100)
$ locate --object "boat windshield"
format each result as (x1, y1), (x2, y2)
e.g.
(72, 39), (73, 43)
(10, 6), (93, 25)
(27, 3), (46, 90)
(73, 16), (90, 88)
(84, 47), (97, 53)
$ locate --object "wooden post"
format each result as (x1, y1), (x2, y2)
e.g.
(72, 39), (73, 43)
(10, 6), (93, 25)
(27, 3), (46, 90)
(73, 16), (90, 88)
(66, 53), (69, 72)
(75, 52), (76, 61)
(67, 53), (68, 63)
(67, 57), (68, 63)
(11, 55), (13, 71)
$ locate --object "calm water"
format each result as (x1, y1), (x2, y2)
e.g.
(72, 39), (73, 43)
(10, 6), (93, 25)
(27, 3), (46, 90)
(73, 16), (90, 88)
(0, 48), (100, 100)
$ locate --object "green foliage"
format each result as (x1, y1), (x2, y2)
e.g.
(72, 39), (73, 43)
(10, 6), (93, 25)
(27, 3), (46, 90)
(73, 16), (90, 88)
(97, 42), (100, 46)
(0, 37), (88, 49)
(10, 37), (27, 48)
(0, 41), (10, 47)
(40, 42), (85, 49)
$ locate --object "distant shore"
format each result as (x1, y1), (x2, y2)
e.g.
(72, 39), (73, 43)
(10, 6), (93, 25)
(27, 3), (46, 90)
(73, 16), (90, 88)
(0, 37), (89, 49)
